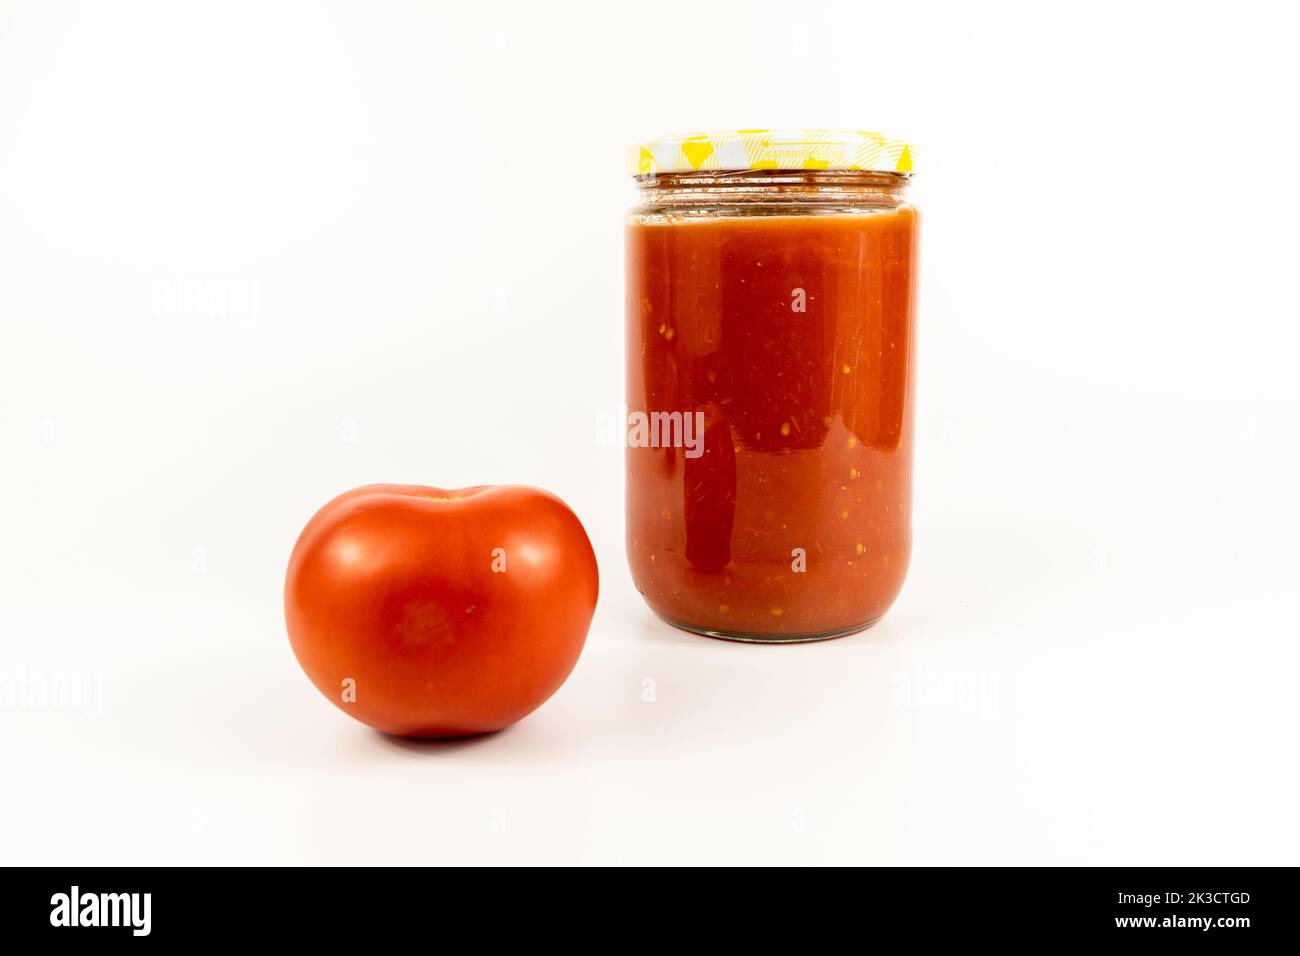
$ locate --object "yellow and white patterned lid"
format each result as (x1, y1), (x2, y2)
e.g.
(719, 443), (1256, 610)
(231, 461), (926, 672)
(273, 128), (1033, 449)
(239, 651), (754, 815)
(630, 129), (914, 177)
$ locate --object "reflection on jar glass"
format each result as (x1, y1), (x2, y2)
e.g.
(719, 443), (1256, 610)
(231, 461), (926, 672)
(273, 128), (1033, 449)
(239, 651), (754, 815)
(625, 130), (919, 642)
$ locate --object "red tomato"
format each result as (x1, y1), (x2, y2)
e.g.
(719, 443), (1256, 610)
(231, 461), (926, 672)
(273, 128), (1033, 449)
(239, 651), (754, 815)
(285, 484), (598, 737)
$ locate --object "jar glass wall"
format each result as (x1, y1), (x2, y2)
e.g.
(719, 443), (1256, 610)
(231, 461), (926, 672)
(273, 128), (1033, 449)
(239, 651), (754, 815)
(625, 134), (919, 642)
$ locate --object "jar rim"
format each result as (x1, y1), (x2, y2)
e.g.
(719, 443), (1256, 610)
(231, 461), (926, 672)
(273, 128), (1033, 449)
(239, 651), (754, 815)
(630, 129), (915, 177)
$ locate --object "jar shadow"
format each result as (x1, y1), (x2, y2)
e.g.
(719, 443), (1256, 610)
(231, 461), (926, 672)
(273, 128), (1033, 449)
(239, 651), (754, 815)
(629, 602), (885, 648)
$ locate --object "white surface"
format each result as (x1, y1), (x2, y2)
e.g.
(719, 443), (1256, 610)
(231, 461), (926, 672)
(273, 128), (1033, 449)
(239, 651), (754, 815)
(2, 0), (1298, 866)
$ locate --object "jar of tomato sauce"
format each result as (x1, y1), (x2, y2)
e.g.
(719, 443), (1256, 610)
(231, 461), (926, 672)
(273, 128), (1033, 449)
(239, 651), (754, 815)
(626, 130), (918, 642)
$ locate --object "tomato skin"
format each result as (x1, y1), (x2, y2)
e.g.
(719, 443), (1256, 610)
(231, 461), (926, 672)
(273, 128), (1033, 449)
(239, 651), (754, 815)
(285, 484), (598, 737)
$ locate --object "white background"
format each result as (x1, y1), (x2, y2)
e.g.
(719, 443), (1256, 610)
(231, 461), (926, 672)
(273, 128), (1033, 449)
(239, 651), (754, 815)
(2, 0), (1297, 865)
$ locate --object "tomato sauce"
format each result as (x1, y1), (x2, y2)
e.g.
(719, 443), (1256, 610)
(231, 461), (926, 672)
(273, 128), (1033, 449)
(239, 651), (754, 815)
(626, 206), (918, 639)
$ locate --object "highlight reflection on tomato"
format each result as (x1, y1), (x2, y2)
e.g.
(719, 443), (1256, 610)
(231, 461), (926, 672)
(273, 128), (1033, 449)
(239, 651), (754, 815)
(285, 484), (598, 738)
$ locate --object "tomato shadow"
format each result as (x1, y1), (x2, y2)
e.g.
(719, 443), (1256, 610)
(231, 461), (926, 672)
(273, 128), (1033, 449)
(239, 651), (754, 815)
(373, 726), (509, 755)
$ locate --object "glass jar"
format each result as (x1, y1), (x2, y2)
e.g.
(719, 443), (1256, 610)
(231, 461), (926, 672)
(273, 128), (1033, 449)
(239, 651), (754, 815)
(625, 130), (918, 642)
